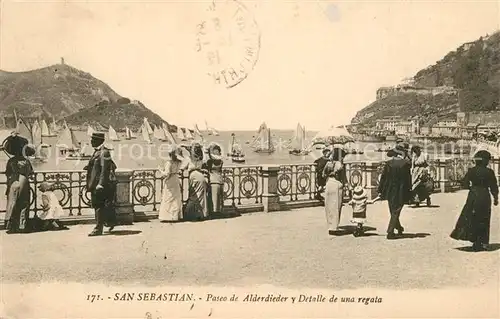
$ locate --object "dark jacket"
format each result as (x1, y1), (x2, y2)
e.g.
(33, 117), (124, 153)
(84, 147), (116, 192)
(314, 157), (329, 186)
(378, 157), (411, 204)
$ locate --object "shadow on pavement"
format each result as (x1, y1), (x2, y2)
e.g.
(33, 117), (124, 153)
(455, 243), (500, 252)
(393, 232), (431, 239)
(108, 230), (142, 236)
(409, 205), (441, 209)
(329, 225), (379, 237)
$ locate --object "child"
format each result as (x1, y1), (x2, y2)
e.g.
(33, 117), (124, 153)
(38, 182), (68, 230)
(347, 186), (368, 237)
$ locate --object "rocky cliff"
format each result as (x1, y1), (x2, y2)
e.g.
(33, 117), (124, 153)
(351, 31), (500, 126)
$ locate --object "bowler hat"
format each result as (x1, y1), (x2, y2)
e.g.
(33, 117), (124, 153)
(91, 132), (105, 141)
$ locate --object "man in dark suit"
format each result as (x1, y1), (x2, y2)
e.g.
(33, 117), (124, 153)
(377, 147), (412, 239)
(314, 148), (331, 200)
(85, 132), (117, 237)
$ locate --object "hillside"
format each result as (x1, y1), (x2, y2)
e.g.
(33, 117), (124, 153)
(0, 62), (179, 132)
(0, 63), (121, 119)
(64, 99), (178, 132)
(351, 30), (500, 126)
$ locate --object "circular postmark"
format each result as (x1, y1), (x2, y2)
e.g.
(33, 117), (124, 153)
(195, 0), (260, 88)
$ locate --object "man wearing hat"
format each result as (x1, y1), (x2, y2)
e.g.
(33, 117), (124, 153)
(314, 148), (331, 200)
(84, 132), (117, 236)
(377, 147), (412, 239)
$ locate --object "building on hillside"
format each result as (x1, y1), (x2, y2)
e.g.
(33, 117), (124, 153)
(375, 116), (401, 131)
(477, 123), (499, 135)
(431, 120), (459, 137)
(395, 121), (413, 135)
(420, 126), (432, 136)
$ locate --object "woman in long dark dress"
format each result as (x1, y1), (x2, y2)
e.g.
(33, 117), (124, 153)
(2, 133), (36, 233)
(450, 150), (498, 251)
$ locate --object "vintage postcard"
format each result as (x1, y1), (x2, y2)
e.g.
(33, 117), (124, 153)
(0, 0), (499, 318)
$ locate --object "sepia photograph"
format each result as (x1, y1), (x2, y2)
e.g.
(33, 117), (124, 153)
(0, 0), (499, 318)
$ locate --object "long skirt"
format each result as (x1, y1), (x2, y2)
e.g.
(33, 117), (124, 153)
(325, 178), (343, 231)
(5, 180), (33, 233)
(158, 175), (183, 221)
(183, 170), (208, 220)
(209, 183), (223, 213)
(412, 167), (432, 202)
(451, 186), (492, 245)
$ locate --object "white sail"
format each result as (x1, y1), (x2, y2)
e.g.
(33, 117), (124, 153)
(50, 117), (58, 133)
(56, 125), (79, 150)
(184, 128), (194, 140)
(252, 122), (274, 152)
(16, 119), (32, 143)
(194, 124), (203, 136)
(143, 118), (153, 135)
(291, 123), (306, 150)
(125, 127), (133, 139)
(41, 120), (51, 137)
(163, 126), (177, 144)
(31, 120), (42, 146)
(141, 124), (152, 143)
(87, 125), (94, 137)
(154, 125), (167, 141)
(108, 125), (120, 141)
(177, 127), (186, 141)
(205, 120), (213, 135)
(210, 127), (219, 136)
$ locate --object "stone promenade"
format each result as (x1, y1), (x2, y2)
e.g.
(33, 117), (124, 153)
(1, 191), (499, 290)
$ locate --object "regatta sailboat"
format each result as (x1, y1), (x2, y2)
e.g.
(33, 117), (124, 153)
(252, 122), (275, 154)
(125, 126), (136, 140)
(227, 133), (245, 163)
(143, 118), (153, 135)
(177, 127), (187, 141)
(108, 125), (120, 141)
(56, 124), (91, 160)
(205, 120), (219, 136)
(30, 120), (49, 161)
(162, 123), (177, 144)
(141, 124), (152, 144)
(41, 119), (56, 137)
(50, 117), (59, 133)
(87, 125), (95, 137)
(289, 123), (310, 155)
(184, 128), (194, 140)
(153, 124), (168, 141)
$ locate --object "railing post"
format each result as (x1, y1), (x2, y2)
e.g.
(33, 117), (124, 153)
(364, 161), (380, 200)
(261, 165), (281, 213)
(115, 169), (134, 224)
(438, 159), (452, 193)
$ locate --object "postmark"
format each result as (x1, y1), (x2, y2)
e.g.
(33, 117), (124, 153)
(195, 0), (261, 88)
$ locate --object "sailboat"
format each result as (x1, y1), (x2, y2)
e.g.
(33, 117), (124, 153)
(289, 123), (310, 155)
(177, 127), (187, 141)
(162, 123), (177, 144)
(41, 119), (56, 137)
(141, 124), (152, 144)
(30, 120), (50, 161)
(153, 124), (168, 141)
(108, 125), (120, 141)
(143, 118), (153, 135)
(184, 128), (194, 140)
(252, 122), (275, 154)
(56, 124), (91, 160)
(205, 120), (212, 136)
(87, 125), (95, 137)
(227, 133), (246, 163)
(50, 117), (59, 133)
(125, 126), (136, 140)
(204, 120), (219, 136)
(15, 118), (31, 140)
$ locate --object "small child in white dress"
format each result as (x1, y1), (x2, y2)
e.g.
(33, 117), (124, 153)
(347, 186), (368, 237)
(38, 182), (68, 230)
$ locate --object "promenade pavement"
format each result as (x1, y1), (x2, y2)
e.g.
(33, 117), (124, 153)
(1, 190), (499, 290)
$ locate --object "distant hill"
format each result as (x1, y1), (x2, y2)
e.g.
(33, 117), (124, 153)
(351, 31), (500, 126)
(64, 99), (178, 132)
(0, 62), (179, 132)
(0, 63), (121, 119)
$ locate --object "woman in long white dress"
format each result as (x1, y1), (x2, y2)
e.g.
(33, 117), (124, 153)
(158, 144), (186, 222)
(322, 147), (348, 235)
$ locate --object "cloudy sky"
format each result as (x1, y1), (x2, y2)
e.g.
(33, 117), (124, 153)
(1, 0), (498, 131)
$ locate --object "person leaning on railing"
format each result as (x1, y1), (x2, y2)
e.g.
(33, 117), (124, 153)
(314, 148), (331, 201)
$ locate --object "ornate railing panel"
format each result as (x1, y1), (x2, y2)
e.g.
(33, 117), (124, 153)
(277, 164), (316, 201)
(0, 170), (93, 220)
(131, 165), (264, 212)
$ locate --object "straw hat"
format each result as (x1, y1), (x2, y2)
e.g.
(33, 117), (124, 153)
(352, 186), (367, 200)
(165, 143), (185, 161)
(38, 181), (53, 192)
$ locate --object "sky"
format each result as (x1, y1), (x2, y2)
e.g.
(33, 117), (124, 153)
(0, 0), (499, 131)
